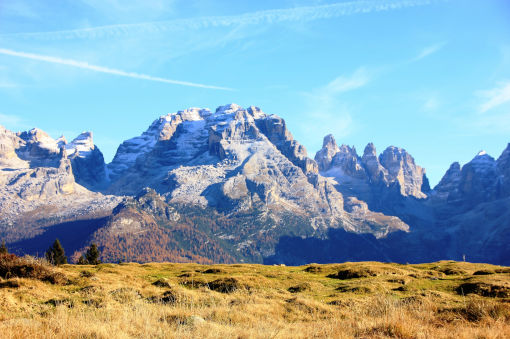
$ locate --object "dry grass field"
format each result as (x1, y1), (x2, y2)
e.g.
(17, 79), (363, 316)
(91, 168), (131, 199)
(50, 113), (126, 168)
(1, 254), (510, 338)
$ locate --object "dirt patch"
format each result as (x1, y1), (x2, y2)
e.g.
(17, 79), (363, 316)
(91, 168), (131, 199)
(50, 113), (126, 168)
(387, 278), (409, 285)
(202, 268), (224, 274)
(82, 298), (104, 308)
(328, 267), (378, 279)
(304, 265), (322, 273)
(80, 270), (95, 278)
(179, 278), (207, 289)
(45, 298), (74, 308)
(147, 291), (177, 304)
(208, 278), (243, 293)
(336, 285), (372, 293)
(473, 270), (495, 276)
(457, 282), (510, 298)
(0, 280), (21, 288)
(110, 287), (143, 303)
(288, 283), (311, 293)
(436, 267), (466, 276)
(152, 279), (171, 288)
(80, 285), (101, 295)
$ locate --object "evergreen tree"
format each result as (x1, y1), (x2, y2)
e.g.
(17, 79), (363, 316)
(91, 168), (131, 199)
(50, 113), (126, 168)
(85, 243), (101, 265)
(77, 255), (88, 265)
(0, 240), (7, 255)
(45, 239), (67, 265)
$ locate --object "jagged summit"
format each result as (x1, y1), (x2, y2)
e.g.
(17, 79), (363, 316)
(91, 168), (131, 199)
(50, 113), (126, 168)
(66, 131), (95, 157)
(315, 136), (429, 199)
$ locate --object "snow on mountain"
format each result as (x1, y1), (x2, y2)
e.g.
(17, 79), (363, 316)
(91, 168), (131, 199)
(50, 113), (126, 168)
(106, 104), (407, 237)
(65, 132), (95, 158)
(107, 107), (212, 181)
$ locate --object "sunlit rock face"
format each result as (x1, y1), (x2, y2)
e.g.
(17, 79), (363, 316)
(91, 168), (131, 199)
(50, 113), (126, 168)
(315, 135), (430, 206)
(0, 125), (120, 240)
(105, 104), (406, 236)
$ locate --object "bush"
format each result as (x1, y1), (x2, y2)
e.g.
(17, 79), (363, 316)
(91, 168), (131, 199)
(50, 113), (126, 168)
(0, 253), (67, 284)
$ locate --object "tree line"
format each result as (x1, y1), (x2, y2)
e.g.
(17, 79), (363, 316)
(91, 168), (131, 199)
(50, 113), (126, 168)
(0, 239), (101, 266)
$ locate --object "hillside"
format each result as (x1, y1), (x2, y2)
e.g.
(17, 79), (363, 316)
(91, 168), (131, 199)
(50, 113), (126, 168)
(1, 256), (509, 338)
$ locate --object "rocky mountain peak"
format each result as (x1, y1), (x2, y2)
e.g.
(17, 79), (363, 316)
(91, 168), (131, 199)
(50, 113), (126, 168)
(316, 139), (428, 199)
(64, 131), (108, 191)
(432, 149), (500, 209)
(215, 103), (242, 115)
(323, 134), (338, 150)
(432, 162), (462, 201)
(314, 134), (340, 171)
(66, 131), (95, 158)
(363, 143), (377, 157)
(361, 143), (385, 183)
(379, 146), (427, 198)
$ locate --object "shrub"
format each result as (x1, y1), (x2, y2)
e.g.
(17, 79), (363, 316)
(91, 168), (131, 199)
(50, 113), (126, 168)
(0, 253), (67, 284)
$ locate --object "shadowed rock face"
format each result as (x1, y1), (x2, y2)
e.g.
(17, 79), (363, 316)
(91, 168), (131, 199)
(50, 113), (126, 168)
(66, 132), (109, 191)
(0, 125), (120, 241)
(431, 148), (510, 212)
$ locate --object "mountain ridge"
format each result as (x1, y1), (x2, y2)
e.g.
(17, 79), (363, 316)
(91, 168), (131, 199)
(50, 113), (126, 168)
(1, 104), (508, 264)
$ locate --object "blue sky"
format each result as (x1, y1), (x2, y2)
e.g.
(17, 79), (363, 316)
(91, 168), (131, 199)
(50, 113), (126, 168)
(1, 0), (509, 186)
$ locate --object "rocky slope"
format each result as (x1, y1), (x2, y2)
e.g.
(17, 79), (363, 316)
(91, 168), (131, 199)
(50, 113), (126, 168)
(0, 126), (120, 243)
(106, 104), (406, 239)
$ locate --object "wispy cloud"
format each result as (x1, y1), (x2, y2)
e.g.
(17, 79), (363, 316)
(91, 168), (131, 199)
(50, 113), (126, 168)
(320, 68), (371, 95)
(1, 0), (443, 41)
(298, 67), (372, 145)
(422, 96), (440, 111)
(413, 42), (446, 61)
(0, 48), (233, 90)
(477, 81), (510, 113)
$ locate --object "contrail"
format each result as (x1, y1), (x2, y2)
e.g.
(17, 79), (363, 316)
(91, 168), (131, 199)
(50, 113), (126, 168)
(0, 48), (233, 90)
(1, 0), (445, 41)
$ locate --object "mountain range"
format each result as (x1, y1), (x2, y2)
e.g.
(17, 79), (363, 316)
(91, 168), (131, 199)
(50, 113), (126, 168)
(1, 104), (508, 264)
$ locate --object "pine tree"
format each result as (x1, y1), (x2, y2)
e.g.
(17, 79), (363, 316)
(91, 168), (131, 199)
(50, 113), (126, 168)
(45, 239), (67, 265)
(85, 243), (101, 265)
(0, 240), (7, 255)
(77, 255), (88, 265)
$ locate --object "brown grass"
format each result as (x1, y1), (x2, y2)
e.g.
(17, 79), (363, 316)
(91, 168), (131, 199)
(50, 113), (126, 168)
(0, 260), (509, 338)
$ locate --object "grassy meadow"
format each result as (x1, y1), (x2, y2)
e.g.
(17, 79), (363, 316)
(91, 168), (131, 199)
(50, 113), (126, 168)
(1, 255), (510, 338)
